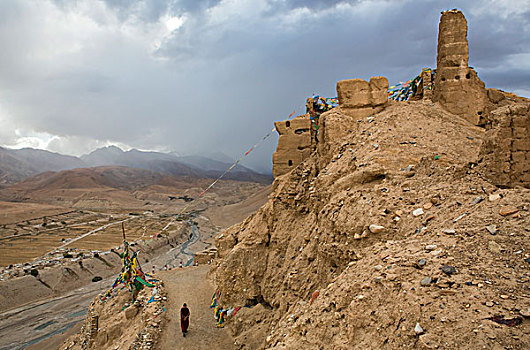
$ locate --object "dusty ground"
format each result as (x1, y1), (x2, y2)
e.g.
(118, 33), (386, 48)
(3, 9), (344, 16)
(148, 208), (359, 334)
(0, 201), (68, 225)
(205, 186), (271, 229)
(158, 266), (234, 350)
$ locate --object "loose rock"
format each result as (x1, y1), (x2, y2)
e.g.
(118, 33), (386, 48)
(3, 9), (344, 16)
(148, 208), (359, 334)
(421, 277), (432, 286)
(414, 322), (424, 334)
(441, 265), (456, 275)
(485, 225), (497, 235)
(413, 208), (424, 217)
(488, 241), (502, 254)
(499, 206), (518, 216)
(472, 196), (484, 205)
(425, 244), (437, 251)
(489, 193), (501, 201)
(369, 224), (385, 234)
(520, 308), (530, 317)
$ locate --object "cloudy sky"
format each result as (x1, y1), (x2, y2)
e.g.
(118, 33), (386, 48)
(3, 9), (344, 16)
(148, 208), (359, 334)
(0, 0), (529, 173)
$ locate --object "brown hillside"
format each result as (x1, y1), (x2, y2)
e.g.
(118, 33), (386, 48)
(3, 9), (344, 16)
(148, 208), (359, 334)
(213, 98), (529, 350)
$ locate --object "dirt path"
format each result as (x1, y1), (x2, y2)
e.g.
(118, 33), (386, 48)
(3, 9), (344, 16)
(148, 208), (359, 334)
(158, 266), (234, 350)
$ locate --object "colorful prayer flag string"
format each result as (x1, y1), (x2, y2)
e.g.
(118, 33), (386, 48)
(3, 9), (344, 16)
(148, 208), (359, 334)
(388, 69), (435, 101)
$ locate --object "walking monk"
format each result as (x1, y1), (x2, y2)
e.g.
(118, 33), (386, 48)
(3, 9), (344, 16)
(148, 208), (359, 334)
(180, 303), (190, 337)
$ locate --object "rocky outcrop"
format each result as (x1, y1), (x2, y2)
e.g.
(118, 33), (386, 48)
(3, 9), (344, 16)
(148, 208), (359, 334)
(61, 281), (167, 350)
(213, 99), (530, 349)
(432, 9), (489, 125)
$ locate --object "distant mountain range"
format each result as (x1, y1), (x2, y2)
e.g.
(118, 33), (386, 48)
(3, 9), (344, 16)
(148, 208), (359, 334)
(0, 146), (271, 187)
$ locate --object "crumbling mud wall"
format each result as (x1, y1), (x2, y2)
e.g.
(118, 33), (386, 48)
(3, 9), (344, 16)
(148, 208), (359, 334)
(410, 68), (434, 101)
(480, 103), (530, 188)
(272, 77), (388, 178)
(433, 9), (489, 125)
(335, 76), (388, 116)
(317, 76), (388, 168)
(272, 116), (313, 178)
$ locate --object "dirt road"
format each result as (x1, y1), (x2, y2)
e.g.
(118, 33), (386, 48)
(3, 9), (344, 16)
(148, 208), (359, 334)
(158, 266), (234, 350)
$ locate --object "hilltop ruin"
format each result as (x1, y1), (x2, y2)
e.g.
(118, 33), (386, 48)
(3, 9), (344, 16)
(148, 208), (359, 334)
(273, 9), (529, 188)
(214, 9), (529, 350)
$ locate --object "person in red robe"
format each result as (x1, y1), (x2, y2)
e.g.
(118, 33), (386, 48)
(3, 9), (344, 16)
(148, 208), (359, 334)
(180, 303), (190, 337)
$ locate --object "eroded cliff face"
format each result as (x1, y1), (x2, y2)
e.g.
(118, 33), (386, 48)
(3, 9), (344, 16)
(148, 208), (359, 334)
(213, 99), (529, 349)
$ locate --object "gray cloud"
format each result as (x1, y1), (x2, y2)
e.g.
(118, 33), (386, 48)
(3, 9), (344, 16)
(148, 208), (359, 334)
(0, 0), (528, 173)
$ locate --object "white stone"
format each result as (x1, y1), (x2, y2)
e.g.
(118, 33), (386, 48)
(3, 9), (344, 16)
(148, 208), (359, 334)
(414, 322), (424, 334)
(413, 208), (424, 216)
(369, 224), (385, 234)
(425, 244), (437, 251)
(488, 193), (501, 201)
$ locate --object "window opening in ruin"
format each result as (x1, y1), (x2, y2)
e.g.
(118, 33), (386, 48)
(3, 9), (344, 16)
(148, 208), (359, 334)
(441, 77), (446, 81)
(466, 73), (471, 79)
(288, 160), (293, 166)
(477, 111), (483, 115)
(294, 128), (309, 134)
(455, 75), (460, 80)
(286, 121), (290, 128)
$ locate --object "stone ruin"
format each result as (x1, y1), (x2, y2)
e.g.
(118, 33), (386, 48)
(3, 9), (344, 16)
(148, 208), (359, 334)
(194, 247), (217, 264)
(335, 76), (389, 116)
(480, 103), (530, 188)
(272, 116), (312, 178)
(272, 9), (529, 188)
(432, 9), (489, 125)
(272, 77), (388, 178)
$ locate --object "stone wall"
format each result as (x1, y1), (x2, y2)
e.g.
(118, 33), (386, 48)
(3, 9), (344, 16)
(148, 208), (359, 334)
(272, 116), (313, 178)
(480, 103), (530, 188)
(433, 9), (489, 125)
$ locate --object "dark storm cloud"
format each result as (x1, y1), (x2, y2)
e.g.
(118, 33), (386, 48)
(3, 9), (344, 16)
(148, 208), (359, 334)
(0, 0), (528, 173)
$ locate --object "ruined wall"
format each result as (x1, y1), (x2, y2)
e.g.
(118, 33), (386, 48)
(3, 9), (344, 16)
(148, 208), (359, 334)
(272, 77), (389, 178)
(335, 76), (388, 115)
(433, 9), (489, 125)
(194, 248), (217, 264)
(480, 103), (530, 188)
(272, 116), (313, 178)
(421, 68), (433, 100)
(316, 76), (388, 167)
